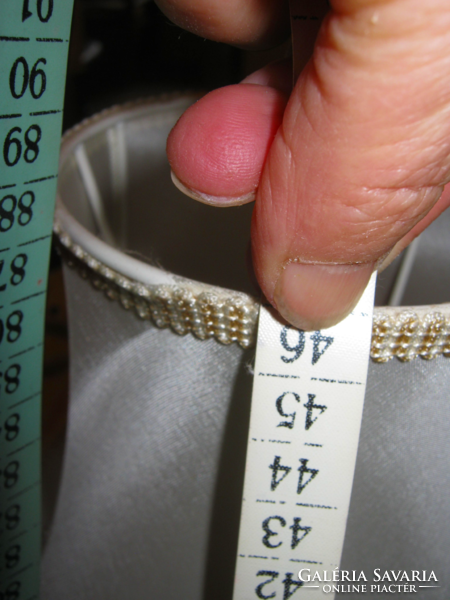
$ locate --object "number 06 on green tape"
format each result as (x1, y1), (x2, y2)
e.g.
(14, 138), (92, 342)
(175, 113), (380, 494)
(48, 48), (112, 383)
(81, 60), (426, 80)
(0, 1), (74, 598)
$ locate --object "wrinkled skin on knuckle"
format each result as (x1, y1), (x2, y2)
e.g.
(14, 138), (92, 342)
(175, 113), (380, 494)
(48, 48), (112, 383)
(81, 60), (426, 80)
(260, 149), (443, 267)
(259, 0), (450, 264)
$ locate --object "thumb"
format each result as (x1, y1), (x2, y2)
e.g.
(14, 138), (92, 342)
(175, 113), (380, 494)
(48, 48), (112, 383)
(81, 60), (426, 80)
(253, 0), (450, 329)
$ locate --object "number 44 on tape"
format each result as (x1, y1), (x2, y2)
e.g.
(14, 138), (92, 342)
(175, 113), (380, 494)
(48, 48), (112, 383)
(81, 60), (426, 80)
(233, 274), (377, 600)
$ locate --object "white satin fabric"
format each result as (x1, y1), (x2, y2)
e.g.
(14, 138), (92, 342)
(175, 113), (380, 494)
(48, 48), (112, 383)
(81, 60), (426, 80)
(42, 267), (450, 599)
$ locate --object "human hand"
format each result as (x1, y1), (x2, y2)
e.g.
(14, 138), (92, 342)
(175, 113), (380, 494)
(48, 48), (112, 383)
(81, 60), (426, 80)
(159, 0), (450, 330)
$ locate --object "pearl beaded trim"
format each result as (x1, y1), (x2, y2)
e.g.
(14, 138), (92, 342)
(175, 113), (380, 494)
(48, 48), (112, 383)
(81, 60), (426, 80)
(54, 222), (450, 362)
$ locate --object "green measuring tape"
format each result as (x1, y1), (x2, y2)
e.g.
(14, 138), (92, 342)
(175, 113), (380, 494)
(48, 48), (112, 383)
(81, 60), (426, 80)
(0, 1), (73, 597)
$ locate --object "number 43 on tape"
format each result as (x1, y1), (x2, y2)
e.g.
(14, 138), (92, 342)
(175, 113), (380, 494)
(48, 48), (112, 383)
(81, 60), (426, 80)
(233, 274), (377, 600)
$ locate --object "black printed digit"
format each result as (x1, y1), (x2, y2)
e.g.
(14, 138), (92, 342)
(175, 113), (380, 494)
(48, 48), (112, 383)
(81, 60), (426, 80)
(303, 393), (327, 430)
(1, 580), (21, 600)
(0, 194), (17, 232)
(22, 0), (53, 23)
(6, 311), (23, 343)
(3, 127), (22, 167)
(18, 191), (35, 226)
(9, 58), (29, 99)
(4, 364), (21, 394)
(37, 0), (54, 22)
(4, 413), (21, 442)
(269, 456), (291, 491)
(310, 330), (334, 365)
(10, 254), (28, 286)
(5, 504), (21, 530)
(280, 327), (305, 364)
(276, 392), (300, 429)
(262, 516), (286, 549)
(2, 461), (20, 489)
(4, 545), (21, 570)
(255, 571), (279, 600)
(297, 459), (319, 494)
(282, 573), (303, 600)
(24, 125), (42, 163)
(289, 517), (311, 549)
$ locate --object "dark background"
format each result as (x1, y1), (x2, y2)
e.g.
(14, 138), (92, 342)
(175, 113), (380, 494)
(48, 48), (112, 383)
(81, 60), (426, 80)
(62, 0), (288, 129)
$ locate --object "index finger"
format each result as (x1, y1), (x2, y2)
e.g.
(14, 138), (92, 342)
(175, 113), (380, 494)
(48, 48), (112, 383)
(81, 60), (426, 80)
(154, 0), (290, 49)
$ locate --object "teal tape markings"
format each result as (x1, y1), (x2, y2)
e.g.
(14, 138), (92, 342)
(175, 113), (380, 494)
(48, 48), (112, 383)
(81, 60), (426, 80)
(0, 1), (74, 598)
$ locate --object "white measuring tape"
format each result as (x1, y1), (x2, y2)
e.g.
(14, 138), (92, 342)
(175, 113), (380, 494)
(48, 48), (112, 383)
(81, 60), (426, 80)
(233, 1), (377, 597)
(233, 275), (376, 599)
